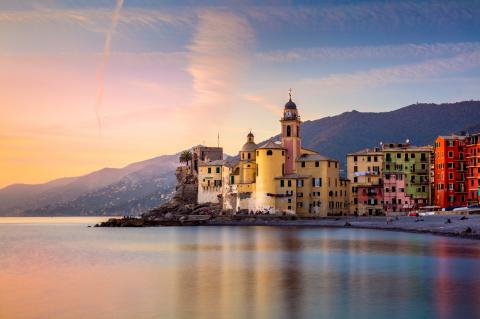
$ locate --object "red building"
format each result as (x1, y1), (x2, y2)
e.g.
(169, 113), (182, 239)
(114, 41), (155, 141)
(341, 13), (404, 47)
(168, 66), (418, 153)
(466, 133), (480, 205)
(434, 135), (467, 208)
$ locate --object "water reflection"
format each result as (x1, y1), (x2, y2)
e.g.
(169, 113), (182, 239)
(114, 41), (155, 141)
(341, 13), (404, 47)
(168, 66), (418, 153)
(1, 219), (480, 319)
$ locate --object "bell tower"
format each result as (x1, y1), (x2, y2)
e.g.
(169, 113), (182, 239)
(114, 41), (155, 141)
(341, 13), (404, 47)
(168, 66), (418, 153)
(281, 89), (302, 174)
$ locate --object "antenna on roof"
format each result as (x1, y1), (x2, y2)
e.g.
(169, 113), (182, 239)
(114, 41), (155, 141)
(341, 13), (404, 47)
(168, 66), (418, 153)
(406, 138), (410, 144)
(217, 132), (220, 148)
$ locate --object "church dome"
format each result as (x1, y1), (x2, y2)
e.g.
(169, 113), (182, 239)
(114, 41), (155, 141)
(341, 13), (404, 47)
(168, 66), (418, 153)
(285, 98), (297, 110)
(241, 141), (257, 152)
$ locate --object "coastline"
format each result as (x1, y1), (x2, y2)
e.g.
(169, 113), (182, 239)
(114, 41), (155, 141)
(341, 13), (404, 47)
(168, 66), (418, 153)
(97, 214), (480, 240)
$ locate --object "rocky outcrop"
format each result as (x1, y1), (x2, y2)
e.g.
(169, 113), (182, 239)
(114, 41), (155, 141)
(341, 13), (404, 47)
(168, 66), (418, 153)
(172, 166), (197, 205)
(96, 202), (222, 227)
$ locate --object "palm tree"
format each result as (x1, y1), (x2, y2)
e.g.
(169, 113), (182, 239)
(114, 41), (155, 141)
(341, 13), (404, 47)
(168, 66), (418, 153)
(179, 150), (192, 166)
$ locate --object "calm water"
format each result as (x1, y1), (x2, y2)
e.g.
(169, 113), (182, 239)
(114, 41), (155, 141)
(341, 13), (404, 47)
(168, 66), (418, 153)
(1, 218), (480, 319)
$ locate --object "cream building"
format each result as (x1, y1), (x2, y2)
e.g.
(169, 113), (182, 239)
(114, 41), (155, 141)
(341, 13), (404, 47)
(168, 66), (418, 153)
(347, 148), (384, 215)
(197, 93), (350, 216)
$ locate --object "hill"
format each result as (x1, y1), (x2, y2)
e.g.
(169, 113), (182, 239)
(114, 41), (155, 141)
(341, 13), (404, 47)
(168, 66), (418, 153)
(1, 100), (479, 216)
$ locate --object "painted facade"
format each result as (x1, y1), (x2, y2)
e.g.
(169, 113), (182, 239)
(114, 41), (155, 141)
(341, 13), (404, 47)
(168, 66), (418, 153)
(382, 143), (433, 212)
(434, 135), (467, 208)
(466, 133), (480, 206)
(347, 148), (383, 216)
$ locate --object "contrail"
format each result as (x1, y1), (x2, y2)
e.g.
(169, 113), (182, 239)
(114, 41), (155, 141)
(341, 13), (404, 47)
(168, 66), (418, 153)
(95, 0), (124, 137)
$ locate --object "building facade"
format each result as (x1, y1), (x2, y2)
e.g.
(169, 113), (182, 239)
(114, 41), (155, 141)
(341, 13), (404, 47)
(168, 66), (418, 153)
(434, 135), (467, 208)
(466, 133), (480, 206)
(197, 94), (350, 216)
(347, 148), (383, 215)
(382, 143), (432, 213)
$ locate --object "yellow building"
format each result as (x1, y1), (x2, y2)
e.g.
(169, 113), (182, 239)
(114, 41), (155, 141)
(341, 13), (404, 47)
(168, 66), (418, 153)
(199, 93), (349, 216)
(347, 148), (384, 215)
(197, 160), (224, 204)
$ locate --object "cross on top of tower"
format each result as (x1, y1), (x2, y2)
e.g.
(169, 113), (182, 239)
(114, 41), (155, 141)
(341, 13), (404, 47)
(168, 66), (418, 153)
(288, 88), (293, 100)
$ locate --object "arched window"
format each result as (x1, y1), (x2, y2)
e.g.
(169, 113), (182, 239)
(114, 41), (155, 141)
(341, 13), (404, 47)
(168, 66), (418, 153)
(286, 125), (291, 137)
(241, 153), (244, 160)
(248, 153), (251, 159)
(267, 150), (273, 156)
(297, 126), (300, 137)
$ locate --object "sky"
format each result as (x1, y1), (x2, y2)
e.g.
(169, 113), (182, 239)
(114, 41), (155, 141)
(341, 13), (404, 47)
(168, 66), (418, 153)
(1, 0), (480, 188)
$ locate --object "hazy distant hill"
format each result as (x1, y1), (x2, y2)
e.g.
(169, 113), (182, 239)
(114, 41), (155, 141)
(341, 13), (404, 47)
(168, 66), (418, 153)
(0, 154), (179, 216)
(1, 100), (479, 216)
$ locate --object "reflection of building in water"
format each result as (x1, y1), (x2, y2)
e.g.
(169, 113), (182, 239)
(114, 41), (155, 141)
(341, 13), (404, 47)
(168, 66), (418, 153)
(197, 92), (350, 216)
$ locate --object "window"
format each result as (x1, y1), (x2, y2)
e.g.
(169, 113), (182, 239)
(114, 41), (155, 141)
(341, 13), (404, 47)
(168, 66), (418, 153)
(374, 156), (378, 162)
(297, 179), (304, 187)
(280, 180), (285, 188)
(301, 162), (306, 167)
(354, 156), (358, 162)
(397, 153), (401, 159)
(354, 166), (358, 172)
(286, 125), (291, 137)
(354, 177), (358, 183)
(216, 167), (220, 174)
(287, 180), (292, 187)
(288, 206), (292, 210)
(312, 178), (322, 187)
(208, 167), (211, 174)
(315, 161), (319, 167)
(367, 156), (371, 162)
(267, 150), (273, 156)
(247, 153), (251, 160)
(448, 151), (454, 158)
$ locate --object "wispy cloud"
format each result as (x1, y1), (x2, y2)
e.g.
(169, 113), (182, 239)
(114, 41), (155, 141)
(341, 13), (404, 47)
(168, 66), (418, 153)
(241, 93), (283, 117)
(94, 0), (124, 137)
(257, 42), (480, 63)
(246, 1), (479, 30)
(187, 9), (255, 113)
(301, 51), (480, 90)
(0, 8), (194, 31)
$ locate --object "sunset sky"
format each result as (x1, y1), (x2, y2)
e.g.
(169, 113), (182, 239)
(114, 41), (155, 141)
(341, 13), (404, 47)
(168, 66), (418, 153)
(1, 0), (480, 188)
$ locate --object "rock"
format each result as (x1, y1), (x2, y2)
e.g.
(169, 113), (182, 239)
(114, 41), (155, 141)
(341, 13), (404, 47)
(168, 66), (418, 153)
(445, 218), (451, 224)
(164, 212), (174, 221)
(460, 216), (468, 220)
(465, 227), (473, 234)
(344, 222), (352, 227)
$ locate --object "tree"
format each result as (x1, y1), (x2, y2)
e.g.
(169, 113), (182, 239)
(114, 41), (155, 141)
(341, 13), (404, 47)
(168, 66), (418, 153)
(179, 150), (192, 166)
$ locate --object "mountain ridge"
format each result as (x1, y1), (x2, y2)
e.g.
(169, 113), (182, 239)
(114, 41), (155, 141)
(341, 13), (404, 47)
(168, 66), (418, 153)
(1, 100), (479, 216)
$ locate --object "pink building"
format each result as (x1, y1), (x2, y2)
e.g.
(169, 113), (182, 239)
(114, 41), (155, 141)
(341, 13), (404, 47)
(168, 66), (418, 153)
(383, 173), (413, 214)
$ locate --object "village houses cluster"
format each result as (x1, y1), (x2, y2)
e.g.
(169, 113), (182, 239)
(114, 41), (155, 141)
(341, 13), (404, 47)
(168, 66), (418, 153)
(187, 94), (480, 216)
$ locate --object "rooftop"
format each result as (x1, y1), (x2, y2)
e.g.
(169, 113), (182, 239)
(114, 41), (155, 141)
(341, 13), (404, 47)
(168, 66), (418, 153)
(257, 141), (285, 150)
(348, 148), (383, 156)
(274, 173), (311, 180)
(297, 153), (336, 162)
(198, 160), (226, 167)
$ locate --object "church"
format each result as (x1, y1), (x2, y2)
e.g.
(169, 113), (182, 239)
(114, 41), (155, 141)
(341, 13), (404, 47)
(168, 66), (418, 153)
(197, 93), (350, 216)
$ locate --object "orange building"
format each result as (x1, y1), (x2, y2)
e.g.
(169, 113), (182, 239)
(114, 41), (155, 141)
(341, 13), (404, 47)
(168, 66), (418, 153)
(434, 135), (468, 208)
(466, 133), (480, 205)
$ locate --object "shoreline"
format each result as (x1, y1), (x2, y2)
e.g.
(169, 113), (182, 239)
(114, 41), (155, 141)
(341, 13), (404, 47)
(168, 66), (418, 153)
(97, 214), (480, 240)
